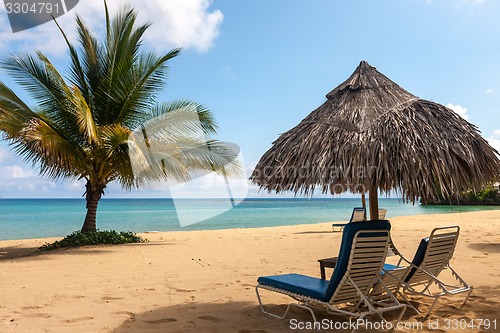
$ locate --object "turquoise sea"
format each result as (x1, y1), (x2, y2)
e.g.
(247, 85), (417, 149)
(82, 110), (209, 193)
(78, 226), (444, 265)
(0, 198), (498, 241)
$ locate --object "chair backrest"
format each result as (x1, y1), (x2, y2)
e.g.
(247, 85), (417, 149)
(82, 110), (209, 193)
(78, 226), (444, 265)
(324, 220), (391, 303)
(405, 226), (460, 285)
(378, 209), (387, 219)
(349, 207), (366, 222)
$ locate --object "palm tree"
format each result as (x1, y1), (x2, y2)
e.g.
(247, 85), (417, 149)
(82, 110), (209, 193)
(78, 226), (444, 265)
(0, 3), (239, 232)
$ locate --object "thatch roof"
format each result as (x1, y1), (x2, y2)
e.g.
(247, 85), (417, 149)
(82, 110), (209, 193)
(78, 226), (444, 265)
(250, 61), (500, 203)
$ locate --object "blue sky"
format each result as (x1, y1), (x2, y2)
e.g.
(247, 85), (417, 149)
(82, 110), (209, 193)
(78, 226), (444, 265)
(0, 0), (499, 198)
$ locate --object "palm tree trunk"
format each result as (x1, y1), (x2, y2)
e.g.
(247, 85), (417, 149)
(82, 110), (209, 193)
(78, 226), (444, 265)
(81, 180), (104, 232)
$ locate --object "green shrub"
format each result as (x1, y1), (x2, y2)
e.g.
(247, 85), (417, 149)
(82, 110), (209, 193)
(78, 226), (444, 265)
(464, 187), (499, 202)
(39, 230), (147, 251)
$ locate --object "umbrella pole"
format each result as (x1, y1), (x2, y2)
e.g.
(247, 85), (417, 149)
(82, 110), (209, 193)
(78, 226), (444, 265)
(361, 193), (367, 220)
(369, 186), (379, 220)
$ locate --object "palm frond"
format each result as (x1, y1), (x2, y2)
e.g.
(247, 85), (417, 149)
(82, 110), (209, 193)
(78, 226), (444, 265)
(98, 4), (150, 124)
(52, 17), (90, 102)
(0, 82), (36, 138)
(129, 114), (242, 185)
(97, 124), (135, 189)
(0, 2), (236, 198)
(0, 81), (31, 111)
(0, 79), (88, 172)
(1, 53), (67, 110)
(70, 86), (98, 143)
(115, 49), (180, 127)
(13, 116), (90, 180)
(141, 100), (217, 135)
(75, 14), (106, 104)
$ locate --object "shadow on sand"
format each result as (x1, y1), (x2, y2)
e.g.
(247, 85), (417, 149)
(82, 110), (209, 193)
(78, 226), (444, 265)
(294, 231), (338, 235)
(0, 241), (181, 262)
(111, 287), (500, 333)
(111, 300), (390, 333)
(0, 244), (111, 261)
(468, 242), (500, 253)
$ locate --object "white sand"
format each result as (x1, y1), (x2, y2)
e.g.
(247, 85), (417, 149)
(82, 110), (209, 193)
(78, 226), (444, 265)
(0, 210), (499, 332)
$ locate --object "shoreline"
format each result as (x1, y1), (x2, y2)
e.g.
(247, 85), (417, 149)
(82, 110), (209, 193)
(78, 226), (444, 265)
(1, 206), (499, 242)
(1, 210), (499, 332)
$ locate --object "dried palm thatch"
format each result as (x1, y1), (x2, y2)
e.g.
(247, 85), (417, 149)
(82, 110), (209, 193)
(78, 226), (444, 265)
(250, 61), (500, 219)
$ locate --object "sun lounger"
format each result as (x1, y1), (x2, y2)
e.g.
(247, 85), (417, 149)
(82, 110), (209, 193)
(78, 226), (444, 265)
(331, 207), (365, 231)
(382, 226), (473, 319)
(331, 208), (387, 231)
(256, 220), (406, 332)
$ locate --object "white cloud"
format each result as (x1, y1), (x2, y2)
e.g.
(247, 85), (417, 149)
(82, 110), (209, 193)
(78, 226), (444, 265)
(487, 130), (500, 152)
(69, 179), (85, 189)
(0, 0), (223, 56)
(0, 144), (79, 196)
(136, 0), (223, 53)
(485, 88), (494, 94)
(2, 165), (33, 178)
(446, 103), (469, 120)
(0, 147), (8, 163)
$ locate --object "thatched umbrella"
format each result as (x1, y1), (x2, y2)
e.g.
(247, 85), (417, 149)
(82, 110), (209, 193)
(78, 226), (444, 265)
(250, 61), (500, 219)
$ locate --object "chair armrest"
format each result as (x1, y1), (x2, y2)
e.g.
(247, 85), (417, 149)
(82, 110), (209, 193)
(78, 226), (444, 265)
(318, 257), (338, 266)
(318, 257), (338, 280)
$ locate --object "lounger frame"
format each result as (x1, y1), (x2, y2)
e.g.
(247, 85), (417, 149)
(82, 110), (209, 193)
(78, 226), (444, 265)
(331, 208), (387, 232)
(331, 207), (365, 232)
(383, 226), (473, 319)
(256, 229), (406, 333)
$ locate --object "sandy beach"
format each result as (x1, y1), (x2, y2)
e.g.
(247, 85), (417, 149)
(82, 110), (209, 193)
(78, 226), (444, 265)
(1, 210), (499, 333)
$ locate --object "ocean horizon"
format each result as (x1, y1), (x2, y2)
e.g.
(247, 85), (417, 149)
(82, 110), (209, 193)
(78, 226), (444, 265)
(0, 198), (498, 241)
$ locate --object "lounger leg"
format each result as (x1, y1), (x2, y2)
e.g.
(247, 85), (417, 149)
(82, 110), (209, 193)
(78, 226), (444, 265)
(421, 282), (433, 294)
(423, 296), (440, 320)
(255, 285), (291, 319)
(398, 291), (420, 314)
(461, 286), (473, 307)
(296, 302), (317, 323)
(351, 298), (365, 312)
(391, 305), (407, 333)
(255, 285), (318, 322)
(368, 304), (406, 333)
(352, 313), (367, 333)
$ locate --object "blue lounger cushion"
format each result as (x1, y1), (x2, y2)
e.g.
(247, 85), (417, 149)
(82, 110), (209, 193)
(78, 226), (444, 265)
(258, 220), (391, 302)
(383, 263), (400, 271)
(405, 237), (429, 281)
(257, 274), (330, 301)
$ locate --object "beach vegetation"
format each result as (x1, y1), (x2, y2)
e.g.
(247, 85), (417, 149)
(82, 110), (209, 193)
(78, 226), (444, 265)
(424, 180), (500, 205)
(463, 186), (499, 204)
(39, 230), (147, 251)
(0, 2), (239, 232)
